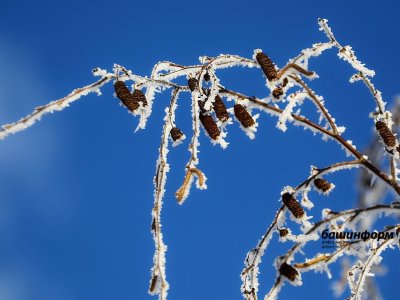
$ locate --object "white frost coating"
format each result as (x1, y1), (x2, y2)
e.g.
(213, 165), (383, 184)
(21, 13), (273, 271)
(318, 18), (375, 77)
(92, 67), (108, 77)
(208, 54), (259, 71)
(337, 46), (375, 77)
(277, 92), (307, 132)
(201, 69), (221, 112)
(337, 126), (346, 134)
(348, 239), (393, 300)
(281, 232), (319, 243)
(0, 72), (113, 140)
(148, 90), (184, 299)
(291, 42), (334, 68)
(136, 84), (158, 131)
(241, 207), (286, 298)
(176, 91), (208, 205)
(189, 91), (201, 168)
(299, 180), (314, 210)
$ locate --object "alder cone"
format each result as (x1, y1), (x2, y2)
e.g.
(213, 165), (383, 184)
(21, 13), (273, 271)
(256, 52), (277, 81)
(314, 178), (332, 193)
(132, 89), (148, 107)
(234, 104), (255, 128)
(279, 228), (289, 237)
(279, 262), (298, 281)
(199, 113), (220, 140)
(272, 87), (284, 99)
(188, 78), (198, 92)
(170, 127), (184, 141)
(281, 192), (305, 218)
(114, 81), (140, 112)
(375, 120), (396, 148)
(213, 95), (229, 122)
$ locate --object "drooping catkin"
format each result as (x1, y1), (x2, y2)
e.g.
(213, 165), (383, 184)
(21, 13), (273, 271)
(213, 95), (229, 122)
(170, 127), (184, 141)
(375, 120), (396, 148)
(234, 104), (255, 128)
(132, 89), (148, 107)
(282, 193), (305, 218)
(114, 81), (140, 112)
(199, 113), (220, 140)
(188, 78), (198, 92)
(279, 262), (299, 281)
(149, 275), (158, 293)
(314, 178), (333, 193)
(256, 52), (277, 81)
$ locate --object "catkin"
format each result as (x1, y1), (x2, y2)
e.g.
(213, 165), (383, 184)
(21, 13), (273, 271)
(199, 113), (220, 140)
(256, 52), (277, 81)
(272, 87), (284, 99)
(314, 178), (332, 193)
(279, 228), (289, 237)
(234, 104), (255, 128)
(114, 81), (140, 112)
(149, 275), (158, 292)
(375, 120), (396, 148)
(132, 89), (147, 107)
(188, 78), (198, 92)
(170, 127), (184, 141)
(279, 262), (298, 281)
(282, 193), (304, 218)
(213, 95), (229, 122)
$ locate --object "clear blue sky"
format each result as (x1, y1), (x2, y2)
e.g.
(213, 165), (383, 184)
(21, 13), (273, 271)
(0, 1), (399, 299)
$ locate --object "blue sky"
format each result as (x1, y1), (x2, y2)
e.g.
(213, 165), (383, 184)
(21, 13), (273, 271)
(0, 1), (399, 299)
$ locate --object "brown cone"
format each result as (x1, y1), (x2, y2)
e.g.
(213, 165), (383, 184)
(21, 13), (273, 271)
(234, 104), (255, 128)
(114, 81), (140, 112)
(256, 52), (277, 81)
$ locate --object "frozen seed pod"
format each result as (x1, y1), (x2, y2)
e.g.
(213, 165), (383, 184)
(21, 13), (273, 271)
(279, 228), (289, 237)
(375, 120), (396, 148)
(256, 52), (277, 81)
(213, 95), (229, 122)
(282, 193), (305, 218)
(114, 81), (140, 112)
(149, 275), (158, 293)
(132, 89), (147, 107)
(234, 104), (255, 128)
(314, 178), (333, 193)
(279, 262), (299, 281)
(188, 78), (198, 92)
(272, 87), (284, 99)
(170, 127), (184, 142)
(199, 113), (220, 140)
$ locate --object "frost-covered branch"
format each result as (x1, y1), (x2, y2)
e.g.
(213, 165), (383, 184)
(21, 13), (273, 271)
(0, 70), (113, 140)
(149, 88), (182, 299)
(264, 209), (400, 300)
